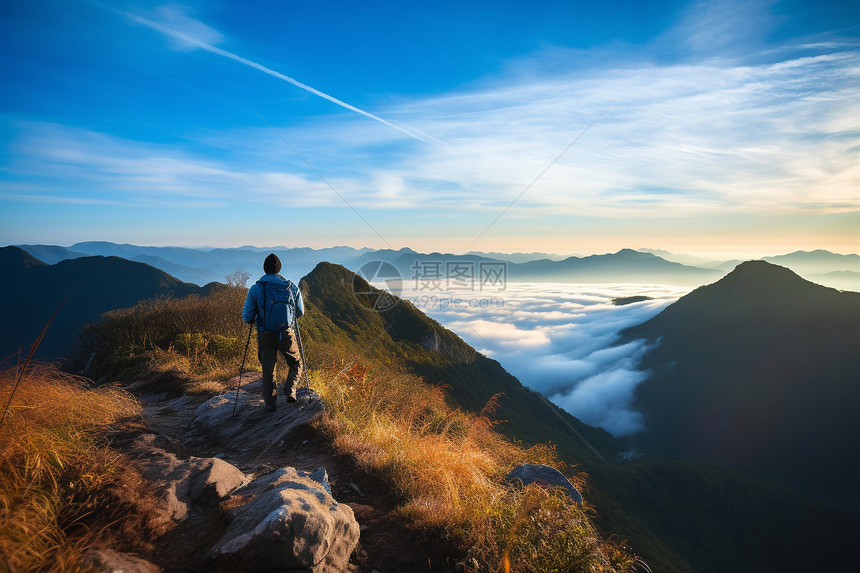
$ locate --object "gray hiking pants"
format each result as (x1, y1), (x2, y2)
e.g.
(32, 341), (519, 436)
(257, 328), (302, 409)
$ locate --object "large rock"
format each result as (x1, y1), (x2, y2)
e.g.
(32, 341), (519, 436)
(191, 389), (261, 429)
(192, 386), (323, 445)
(83, 549), (161, 573)
(505, 463), (583, 504)
(128, 434), (247, 524)
(209, 466), (359, 572)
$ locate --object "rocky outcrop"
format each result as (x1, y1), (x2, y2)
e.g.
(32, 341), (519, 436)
(126, 382), (358, 571)
(505, 463), (583, 504)
(210, 466), (360, 572)
(191, 385), (323, 445)
(127, 434), (247, 525)
(83, 549), (161, 573)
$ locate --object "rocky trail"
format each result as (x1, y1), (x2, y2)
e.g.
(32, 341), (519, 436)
(93, 375), (452, 573)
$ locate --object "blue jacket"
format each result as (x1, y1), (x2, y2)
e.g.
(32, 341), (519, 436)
(242, 274), (305, 330)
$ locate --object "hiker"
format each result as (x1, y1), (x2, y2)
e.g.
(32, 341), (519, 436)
(242, 253), (305, 412)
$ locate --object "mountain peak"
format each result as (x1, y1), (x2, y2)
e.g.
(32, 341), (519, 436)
(705, 259), (834, 304)
(1, 246), (47, 269)
(724, 259), (801, 282)
(623, 258), (860, 505)
(612, 248), (662, 261)
(624, 259), (858, 343)
(1, 252), (202, 359)
(302, 261), (357, 290)
(614, 248), (650, 257)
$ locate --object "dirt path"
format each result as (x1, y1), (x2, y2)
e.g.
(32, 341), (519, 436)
(124, 375), (453, 572)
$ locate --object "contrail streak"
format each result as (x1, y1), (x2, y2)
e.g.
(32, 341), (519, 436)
(124, 12), (441, 146)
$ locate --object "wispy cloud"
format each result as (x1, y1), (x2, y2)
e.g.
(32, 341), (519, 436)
(142, 5), (224, 50)
(4, 2), (858, 242)
(267, 44), (860, 218)
(7, 38), (859, 220)
(5, 122), (336, 208)
(664, 0), (778, 55)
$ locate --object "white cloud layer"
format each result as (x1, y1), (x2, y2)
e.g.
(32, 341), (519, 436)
(400, 283), (689, 436)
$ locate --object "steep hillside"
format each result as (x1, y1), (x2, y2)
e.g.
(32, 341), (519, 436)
(588, 459), (858, 573)
(0, 247), (208, 360)
(623, 261), (860, 502)
(298, 262), (621, 465)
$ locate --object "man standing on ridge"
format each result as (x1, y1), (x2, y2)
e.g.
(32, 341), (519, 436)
(242, 253), (305, 412)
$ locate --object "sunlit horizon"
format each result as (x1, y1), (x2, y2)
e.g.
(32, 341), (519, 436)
(2, 0), (858, 254)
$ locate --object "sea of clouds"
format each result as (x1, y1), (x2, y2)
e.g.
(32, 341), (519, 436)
(399, 282), (689, 436)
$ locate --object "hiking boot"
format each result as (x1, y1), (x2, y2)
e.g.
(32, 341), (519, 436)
(286, 386), (297, 403)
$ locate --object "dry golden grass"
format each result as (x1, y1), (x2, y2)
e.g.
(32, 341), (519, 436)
(311, 358), (638, 573)
(0, 364), (158, 572)
(79, 286), (257, 389)
(62, 284), (638, 570)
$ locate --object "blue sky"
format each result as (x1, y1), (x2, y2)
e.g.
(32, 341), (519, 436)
(1, 0), (858, 257)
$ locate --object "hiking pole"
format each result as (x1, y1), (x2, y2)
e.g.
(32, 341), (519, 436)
(232, 322), (254, 418)
(293, 317), (311, 394)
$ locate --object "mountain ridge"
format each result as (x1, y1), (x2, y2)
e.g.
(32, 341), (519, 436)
(623, 260), (860, 506)
(0, 247), (209, 360)
(298, 261), (623, 465)
(16, 241), (860, 291)
(14, 242), (730, 287)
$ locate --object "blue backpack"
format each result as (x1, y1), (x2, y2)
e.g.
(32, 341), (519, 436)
(257, 279), (296, 333)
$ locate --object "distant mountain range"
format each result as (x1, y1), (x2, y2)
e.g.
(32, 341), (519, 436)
(718, 249), (860, 274)
(14, 242), (372, 288)
(637, 248), (726, 268)
(510, 248), (723, 284)
(623, 260), (860, 510)
(760, 251), (860, 291)
(0, 246), (209, 361)
(712, 250), (860, 291)
(466, 250), (570, 263)
(641, 248), (860, 291)
(333, 246), (724, 286)
(13, 242), (859, 291)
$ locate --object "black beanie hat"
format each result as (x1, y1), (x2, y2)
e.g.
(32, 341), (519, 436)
(264, 253), (281, 274)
